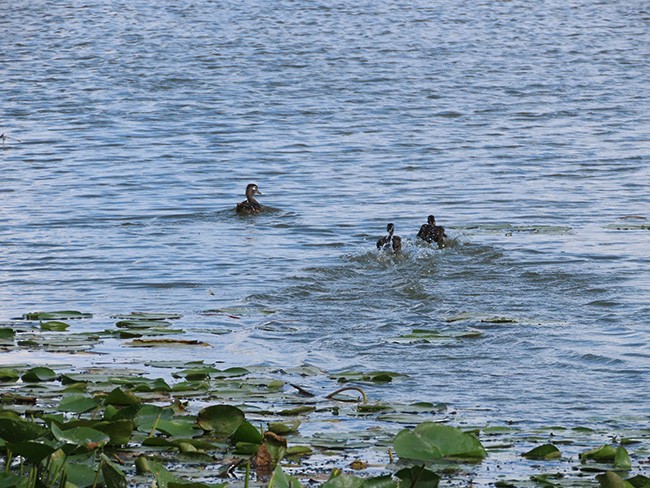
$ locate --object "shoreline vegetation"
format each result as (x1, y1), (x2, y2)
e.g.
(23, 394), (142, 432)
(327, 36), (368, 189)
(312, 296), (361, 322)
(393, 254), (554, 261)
(1, 311), (648, 487)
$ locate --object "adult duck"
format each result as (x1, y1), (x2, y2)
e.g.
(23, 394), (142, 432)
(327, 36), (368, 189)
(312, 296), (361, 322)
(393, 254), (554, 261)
(377, 223), (402, 252)
(417, 215), (447, 247)
(236, 183), (263, 214)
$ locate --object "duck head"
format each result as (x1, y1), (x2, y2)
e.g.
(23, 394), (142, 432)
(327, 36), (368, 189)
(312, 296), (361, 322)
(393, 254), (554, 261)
(245, 184), (262, 198)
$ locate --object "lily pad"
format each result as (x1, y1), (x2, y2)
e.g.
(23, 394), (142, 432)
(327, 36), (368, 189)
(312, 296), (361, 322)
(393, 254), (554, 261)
(59, 394), (101, 414)
(23, 311), (92, 320)
(196, 405), (245, 438)
(0, 328), (16, 340)
(40, 320), (70, 331)
(111, 312), (181, 321)
(21, 366), (57, 382)
(395, 465), (440, 488)
(0, 368), (20, 382)
(394, 422), (487, 460)
(0, 418), (49, 443)
(268, 466), (304, 488)
(581, 444), (617, 463)
(126, 338), (210, 348)
(51, 423), (110, 450)
(522, 443), (561, 460)
(101, 453), (127, 488)
(614, 446), (632, 469)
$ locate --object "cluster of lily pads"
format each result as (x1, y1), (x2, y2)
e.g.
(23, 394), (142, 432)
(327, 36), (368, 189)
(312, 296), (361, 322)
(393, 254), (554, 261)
(1, 311), (648, 487)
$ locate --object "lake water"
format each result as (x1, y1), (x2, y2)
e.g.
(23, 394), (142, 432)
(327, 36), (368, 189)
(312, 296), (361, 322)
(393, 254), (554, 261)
(2, 0), (649, 443)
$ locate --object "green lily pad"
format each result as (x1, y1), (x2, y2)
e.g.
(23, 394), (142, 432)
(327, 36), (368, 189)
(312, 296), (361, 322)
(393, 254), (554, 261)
(230, 420), (263, 444)
(395, 465), (440, 488)
(0, 418), (48, 445)
(101, 453), (127, 488)
(111, 312), (181, 321)
(21, 366), (57, 382)
(94, 420), (134, 446)
(278, 405), (317, 416)
(126, 338), (210, 348)
(7, 440), (56, 463)
(59, 394), (101, 414)
(394, 422), (487, 460)
(614, 446), (632, 469)
(40, 321), (70, 331)
(522, 443), (561, 460)
(625, 475), (650, 488)
(23, 311), (92, 320)
(51, 423), (110, 450)
(268, 466), (304, 488)
(115, 320), (172, 328)
(596, 471), (630, 488)
(581, 444), (617, 463)
(196, 405), (245, 438)
(104, 387), (141, 406)
(156, 418), (200, 438)
(268, 420), (301, 435)
(0, 368), (20, 382)
(0, 328), (16, 340)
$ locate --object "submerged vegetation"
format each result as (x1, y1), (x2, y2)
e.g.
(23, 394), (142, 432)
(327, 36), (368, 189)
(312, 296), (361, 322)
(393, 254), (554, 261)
(1, 311), (648, 487)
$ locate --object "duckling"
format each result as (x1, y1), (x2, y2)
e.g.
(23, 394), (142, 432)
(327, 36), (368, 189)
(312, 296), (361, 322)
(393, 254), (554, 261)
(236, 183), (263, 214)
(417, 215), (447, 247)
(377, 223), (401, 252)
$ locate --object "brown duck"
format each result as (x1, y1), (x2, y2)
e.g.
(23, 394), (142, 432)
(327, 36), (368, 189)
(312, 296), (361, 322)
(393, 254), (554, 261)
(377, 223), (402, 252)
(236, 183), (263, 214)
(417, 215), (447, 247)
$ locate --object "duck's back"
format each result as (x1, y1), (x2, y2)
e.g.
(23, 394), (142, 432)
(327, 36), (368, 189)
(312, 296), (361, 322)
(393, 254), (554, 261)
(236, 200), (261, 213)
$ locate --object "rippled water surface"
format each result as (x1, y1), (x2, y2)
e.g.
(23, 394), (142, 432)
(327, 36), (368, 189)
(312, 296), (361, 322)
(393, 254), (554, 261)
(2, 0), (649, 434)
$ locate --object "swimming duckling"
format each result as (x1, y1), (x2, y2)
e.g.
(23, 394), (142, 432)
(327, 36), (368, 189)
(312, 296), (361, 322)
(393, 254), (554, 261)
(417, 215), (447, 247)
(377, 223), (401, 252)
(236, 183), (263, 214)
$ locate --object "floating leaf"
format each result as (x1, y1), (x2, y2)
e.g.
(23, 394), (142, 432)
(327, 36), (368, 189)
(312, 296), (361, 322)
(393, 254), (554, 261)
(230, 420), (263, 444)
(268, 466), (304, 488)
(126, 338), (210, 348)
(278, 405), (316, 416)
(0, 328), (16, 340)
(59, 394), (101, 414)
(395, 465), (440, 488)
(0, 417), (48, 443)
(23, 311), (92, 320)
(581, 445), (617, 463)
(104, 387), (141, 406)
(614, 446), (632, 469)
(625, 475), (650, 488)
(394, 422), (487, 460)
(51, 423), (110, 450)
(101, 453), (127, 488)
(212, 367), (250, 378)
(112, 312), (181, 321)
(94, 420), (134, 446)
(115, 320), (172, 328)
(156, 418), (199, 438)
(268, 420), (300, 435)
(196, 405), (245, 437)
(286, 445), (313, 458)
(63, 459), (101, 487)
(40, 321), (70, 331)
(21, 366), (57, 382)
(596, 471), (629, 488)
(7, 440), (56, 463)
(522, 444), (561, 460)
(0, 368), (20, 382)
